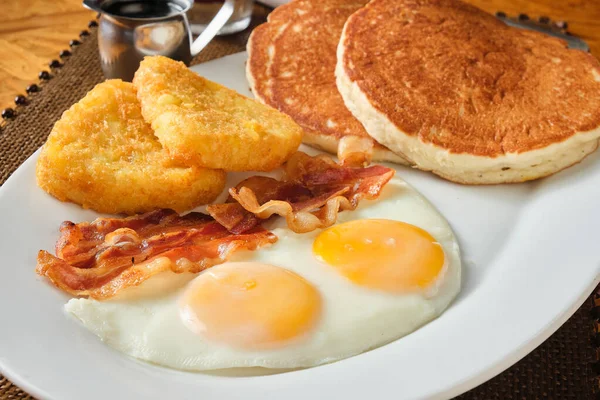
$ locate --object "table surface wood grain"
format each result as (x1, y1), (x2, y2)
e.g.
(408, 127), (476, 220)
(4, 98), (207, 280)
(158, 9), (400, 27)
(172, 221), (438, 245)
(0, 0), (599, 111)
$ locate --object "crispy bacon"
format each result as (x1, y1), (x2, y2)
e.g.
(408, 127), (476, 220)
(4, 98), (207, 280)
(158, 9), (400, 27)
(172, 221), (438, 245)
(37, 153), (393, 299)
(36, 210), (277, 300)
(207, 176), (315, 234)
(207, 152), (395, 233)
(337, 136), (374, 167)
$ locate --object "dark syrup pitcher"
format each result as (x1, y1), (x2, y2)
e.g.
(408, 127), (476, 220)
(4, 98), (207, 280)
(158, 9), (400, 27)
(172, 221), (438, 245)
(102, 1), (184, 18)
(83, 0), (232, 81)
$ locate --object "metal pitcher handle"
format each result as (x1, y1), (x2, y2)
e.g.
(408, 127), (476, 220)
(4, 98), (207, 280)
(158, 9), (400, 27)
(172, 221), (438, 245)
(190, 0), (236, 56)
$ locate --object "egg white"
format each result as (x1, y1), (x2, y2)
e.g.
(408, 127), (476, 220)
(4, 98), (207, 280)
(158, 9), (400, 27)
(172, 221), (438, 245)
(65, 175), (461, 371)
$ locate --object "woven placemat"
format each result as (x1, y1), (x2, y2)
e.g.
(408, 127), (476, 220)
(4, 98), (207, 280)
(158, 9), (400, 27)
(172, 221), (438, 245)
(0, 5), (598, 399)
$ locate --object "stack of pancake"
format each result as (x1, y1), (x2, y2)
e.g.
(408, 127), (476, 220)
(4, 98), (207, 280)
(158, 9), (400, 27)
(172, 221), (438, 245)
(247, 0), (600, 184)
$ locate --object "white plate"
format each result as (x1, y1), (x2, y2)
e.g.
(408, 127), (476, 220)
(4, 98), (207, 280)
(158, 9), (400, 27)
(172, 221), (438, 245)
(0, 52), (599, 400)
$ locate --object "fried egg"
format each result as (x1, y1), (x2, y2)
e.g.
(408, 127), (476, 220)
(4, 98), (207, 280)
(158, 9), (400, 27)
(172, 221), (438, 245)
(65, 175), (461, 371)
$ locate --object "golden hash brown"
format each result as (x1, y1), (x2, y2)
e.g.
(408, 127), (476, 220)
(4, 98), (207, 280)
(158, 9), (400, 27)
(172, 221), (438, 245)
(133, 56), (303, 172)
(36, 80), (226, 215)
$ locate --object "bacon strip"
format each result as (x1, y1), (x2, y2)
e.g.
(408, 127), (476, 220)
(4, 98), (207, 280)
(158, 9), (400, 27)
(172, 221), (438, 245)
(230, 184), (351, 233)
(36, 210), (277, 300)
(207, 152), (395, 234)
(37, 153), (393, 299)
(337, 136), (374, 167)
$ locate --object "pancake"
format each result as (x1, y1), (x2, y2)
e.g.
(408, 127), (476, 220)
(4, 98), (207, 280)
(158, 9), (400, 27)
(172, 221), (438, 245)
(133, 56), (303, 172)
(337, 0), (600, 184)
(247, 0), (409, 165)
(36, 80), (226, 214)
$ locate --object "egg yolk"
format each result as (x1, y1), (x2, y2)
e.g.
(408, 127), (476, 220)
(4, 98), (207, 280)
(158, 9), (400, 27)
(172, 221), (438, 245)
(178, 262), (321, 350)
(313, 219), (445, 293)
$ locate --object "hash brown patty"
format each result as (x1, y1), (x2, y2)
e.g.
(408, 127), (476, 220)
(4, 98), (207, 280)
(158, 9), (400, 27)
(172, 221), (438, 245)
(36, 80), (226, 214)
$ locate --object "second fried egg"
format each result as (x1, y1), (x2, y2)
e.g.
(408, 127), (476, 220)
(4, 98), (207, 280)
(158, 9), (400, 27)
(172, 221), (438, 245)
(65, 175), (461, 371)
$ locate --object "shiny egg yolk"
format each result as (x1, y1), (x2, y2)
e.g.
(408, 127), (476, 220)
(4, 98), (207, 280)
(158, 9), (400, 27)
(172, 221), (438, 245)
(313, 219), (445, 293)
(178, 262), (321, 350)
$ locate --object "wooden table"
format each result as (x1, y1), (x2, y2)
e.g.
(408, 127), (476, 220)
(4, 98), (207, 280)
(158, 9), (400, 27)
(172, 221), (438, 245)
(0, 0), (599, 111)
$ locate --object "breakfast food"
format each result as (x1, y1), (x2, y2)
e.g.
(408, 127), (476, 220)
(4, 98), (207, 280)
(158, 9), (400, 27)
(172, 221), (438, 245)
(34, 29), (465, 374)
(337, 0), (600, 184)
(133, 56), (303, 172)
(63, 173), (461, 370)
(207, 151), (395, 233)
(247, 0), (409, 165)
(36, 209), (277, 300)
(337, 136), (376, 167)
(38, 152), (395, 299)
(36, 80), (226, 214)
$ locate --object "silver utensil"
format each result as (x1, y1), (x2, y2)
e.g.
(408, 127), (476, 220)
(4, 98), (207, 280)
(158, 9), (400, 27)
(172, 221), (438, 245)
(83, 0), (236, 81)
(191, 0), (235, 55)
(495, 13), (590, 52)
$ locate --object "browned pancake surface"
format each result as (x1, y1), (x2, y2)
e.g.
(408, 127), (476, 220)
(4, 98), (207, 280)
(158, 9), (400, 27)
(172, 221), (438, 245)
(248, 0), (393, 153)
(341, 0), (600, 156)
